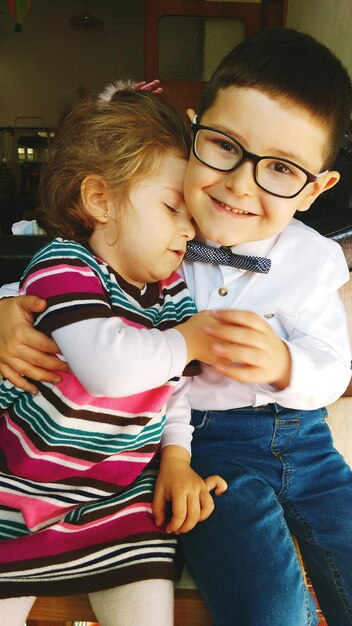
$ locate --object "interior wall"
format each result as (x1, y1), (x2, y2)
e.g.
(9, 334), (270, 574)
(1, 0), (351, 129)
(0, 0), (144, 127)
(286, 0), (352, 79)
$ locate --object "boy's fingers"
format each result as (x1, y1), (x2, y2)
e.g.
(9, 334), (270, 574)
(19, 332), (62, 357)
(211, 309), (265, 330)
(18, 295), (47, 315)
(21, 349), (69, 373)
(0, 364), (38, 394)
(171, 496), (201, 534)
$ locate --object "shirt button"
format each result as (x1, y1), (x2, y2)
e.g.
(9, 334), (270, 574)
(218, 287), (228, 296)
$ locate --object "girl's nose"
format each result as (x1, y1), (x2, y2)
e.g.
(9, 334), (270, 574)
(181, 215), (196, 240)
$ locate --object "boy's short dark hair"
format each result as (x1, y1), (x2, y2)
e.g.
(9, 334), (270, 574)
(198, 28), (352, 168)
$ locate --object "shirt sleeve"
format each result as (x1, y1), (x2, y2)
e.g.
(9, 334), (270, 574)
(21, 244), (188, 397)
(52, 319), (187, 397)
(0, 282), (20, 297)
(162, 376), (193, 454)
(253, 255), (351, 409)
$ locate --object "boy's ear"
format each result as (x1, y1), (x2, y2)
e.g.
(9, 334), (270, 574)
(81, 175), (109, 223)
(297, 170), (340, 213)
(186, 108), (196, 123)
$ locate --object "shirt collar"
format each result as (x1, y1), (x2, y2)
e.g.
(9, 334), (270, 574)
(204, 235), (278, 258)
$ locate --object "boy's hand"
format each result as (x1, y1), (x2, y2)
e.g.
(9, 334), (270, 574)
(204, 309), (291, 390)
(0, 295), (69, 393)
(153, 445), (227, 535)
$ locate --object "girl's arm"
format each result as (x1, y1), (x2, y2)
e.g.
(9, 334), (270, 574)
(51, 308), (231, 397)
(153, 377), (227, 534)
(0, 291), (231, 397)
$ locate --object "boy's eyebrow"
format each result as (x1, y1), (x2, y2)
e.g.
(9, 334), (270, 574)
(209, 123), (315, 170)
(264, 147), (313, 170)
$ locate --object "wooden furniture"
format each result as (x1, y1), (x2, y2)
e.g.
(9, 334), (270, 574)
(144, 0), (287, 114)
(27, 575), (212, 625)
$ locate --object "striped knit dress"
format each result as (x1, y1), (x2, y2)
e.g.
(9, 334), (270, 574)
(0, 238), (197, 597)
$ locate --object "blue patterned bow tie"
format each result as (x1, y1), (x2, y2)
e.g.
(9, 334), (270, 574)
(185, 241), (271, 274)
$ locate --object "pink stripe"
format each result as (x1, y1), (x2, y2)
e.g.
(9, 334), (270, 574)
(160, 271), (181, 287)
(0, 492), (70, 530)
(56, 371), (173, 412)
(1, 418), (92, 480)
(118, 316), (145, 329)
(21, 266), (103, 299)
(0, 506), (166, 562)
(1, 419), (154, 485)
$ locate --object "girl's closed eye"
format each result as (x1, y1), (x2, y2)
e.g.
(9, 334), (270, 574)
(165, 204), (178, 214)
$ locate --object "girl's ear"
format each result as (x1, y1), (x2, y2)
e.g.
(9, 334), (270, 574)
(81, 175), (110, 223)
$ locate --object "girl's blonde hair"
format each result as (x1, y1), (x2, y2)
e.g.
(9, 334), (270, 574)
(38, 84), (192, 241)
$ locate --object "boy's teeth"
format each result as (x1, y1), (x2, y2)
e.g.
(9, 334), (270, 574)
(218, 201), (248, 215)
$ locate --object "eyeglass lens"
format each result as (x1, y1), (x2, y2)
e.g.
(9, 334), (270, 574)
(194, 128), (309, 198)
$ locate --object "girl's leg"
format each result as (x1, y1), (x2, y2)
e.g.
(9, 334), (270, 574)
(0, 596), (36, 626)
(89, 579), (174, 626)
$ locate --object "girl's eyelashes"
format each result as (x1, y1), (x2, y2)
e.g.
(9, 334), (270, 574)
(165, 204), (178, 214)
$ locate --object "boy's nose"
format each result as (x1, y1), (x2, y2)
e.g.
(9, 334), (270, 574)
(225, 160), (256, 196)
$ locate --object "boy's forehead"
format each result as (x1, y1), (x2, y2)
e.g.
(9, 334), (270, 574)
(199, 86), (329, 171)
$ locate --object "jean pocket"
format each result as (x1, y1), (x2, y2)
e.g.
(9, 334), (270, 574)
(191, 409), (210, 430)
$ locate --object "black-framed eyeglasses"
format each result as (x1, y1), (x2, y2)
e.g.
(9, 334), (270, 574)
(191, 121), (328, 199)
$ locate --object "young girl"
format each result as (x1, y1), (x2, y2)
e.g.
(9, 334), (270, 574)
(0, 83), (227, 625)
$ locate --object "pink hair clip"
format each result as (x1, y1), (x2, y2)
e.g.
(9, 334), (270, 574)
(134, 79), (163, 94)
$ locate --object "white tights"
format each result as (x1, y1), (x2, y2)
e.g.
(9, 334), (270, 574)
(0, 578), (174, 626)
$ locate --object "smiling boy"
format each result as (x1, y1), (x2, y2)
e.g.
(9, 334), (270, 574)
(179, 28), (352, 626)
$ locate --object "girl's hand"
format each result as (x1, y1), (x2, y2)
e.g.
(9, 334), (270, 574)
(0, 295), (69, 393)
(176, 310), (236, 366)
(205, 309), (292, 390)
(152, 445), (227, 534)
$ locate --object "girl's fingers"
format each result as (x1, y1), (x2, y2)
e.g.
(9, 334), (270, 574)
(203, 475), (228, 495)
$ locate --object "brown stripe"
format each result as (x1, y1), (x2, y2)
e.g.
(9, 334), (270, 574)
(0, 562), (176, 598)
(7, 407), (159, 463)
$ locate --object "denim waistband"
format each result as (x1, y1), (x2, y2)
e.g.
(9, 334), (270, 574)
(192, 404), (324, 417)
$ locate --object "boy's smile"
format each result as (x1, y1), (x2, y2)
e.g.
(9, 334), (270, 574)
(184, 86), (339, 246)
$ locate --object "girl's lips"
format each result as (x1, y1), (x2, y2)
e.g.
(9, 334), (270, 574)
(169, 249), (185, 258)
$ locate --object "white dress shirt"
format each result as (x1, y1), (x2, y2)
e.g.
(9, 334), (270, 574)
(182, 218), (351, 411)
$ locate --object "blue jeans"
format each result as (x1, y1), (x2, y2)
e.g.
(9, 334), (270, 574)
(181, 405), (352, 626)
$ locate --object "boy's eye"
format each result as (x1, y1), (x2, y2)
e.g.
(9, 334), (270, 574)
(213, 139), (239, 156)
(266, 160), (297, 176)
(217, 140), (235, 152)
